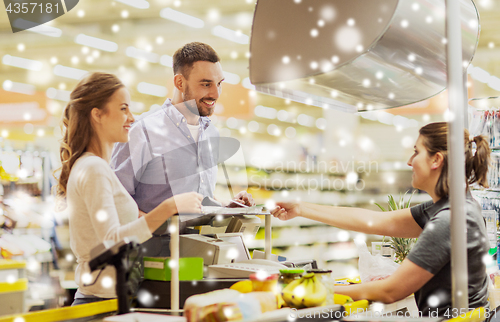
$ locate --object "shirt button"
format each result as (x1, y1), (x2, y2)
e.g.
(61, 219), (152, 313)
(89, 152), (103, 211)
(201, 179), (204, 183)
(187, 136), (191, 138)
(176, 123), (180, 126)
(182, 119), (186, 122)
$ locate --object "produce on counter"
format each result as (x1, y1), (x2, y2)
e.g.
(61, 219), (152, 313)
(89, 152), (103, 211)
(184, 289), (278, 322)
(333, 293), (354, 305)
(229, 280), (253, 293)
(281, 272), (327, 309)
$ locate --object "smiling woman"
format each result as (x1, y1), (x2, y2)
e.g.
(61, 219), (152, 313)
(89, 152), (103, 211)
(55, 72), (203, 306)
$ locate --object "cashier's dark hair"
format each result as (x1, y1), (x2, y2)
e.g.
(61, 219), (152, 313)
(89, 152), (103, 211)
(173, 42), (220, 79)
(419, 122), (490, 199)
(55, 72), (124, 199)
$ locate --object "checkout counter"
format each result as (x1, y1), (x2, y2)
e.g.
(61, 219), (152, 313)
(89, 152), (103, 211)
(0, 218), (486, 322)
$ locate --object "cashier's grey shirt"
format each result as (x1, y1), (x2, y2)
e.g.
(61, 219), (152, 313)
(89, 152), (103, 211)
(407, 193), (489, 317)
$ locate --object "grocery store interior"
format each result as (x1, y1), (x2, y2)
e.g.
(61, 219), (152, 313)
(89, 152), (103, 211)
(1, 0), (500, 318)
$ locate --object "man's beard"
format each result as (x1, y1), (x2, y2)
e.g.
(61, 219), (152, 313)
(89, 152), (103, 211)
(184, 85), (215, 117)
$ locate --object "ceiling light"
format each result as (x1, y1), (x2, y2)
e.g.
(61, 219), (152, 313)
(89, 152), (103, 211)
(277, 110), (289, 122)
(241, 77), (255, 90)
(13, 19), (62, 37)
(212, 25), (249, 44)
(130, 101), (145, 113)
(297, 114), (315, 127)
(121, 10), (129, 18)
(160, 8), (204, 28)
(223, 71), (240, 85)
(53, 65), (88, 80)
(160, 55), (173, 67)
(285, 127), (296, 139)
(487, 76), (500, 92)
(75, 34), (118, 52)
(267, 124), (281, 136)
(3, 55), (42, 71)
(111, 24), (120, 33)
(77, 10), (85, 17)
(254, 105), (277, 119)
(316, 118), (327, 130)
(3, 80), (35, 95)
(248, 121), (259, 132)
(137, 82), (167, 97)
(469, 66), (490, 83)
(126, 46), (159, 63)
(46, 88), (71, 101)
(115, 0), (149, 9)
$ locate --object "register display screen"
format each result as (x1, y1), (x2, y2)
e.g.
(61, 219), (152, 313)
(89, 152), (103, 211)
(217, 235), (250, 262)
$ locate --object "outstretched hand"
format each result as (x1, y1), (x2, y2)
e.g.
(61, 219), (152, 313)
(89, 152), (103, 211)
(270, 201), (302, 221)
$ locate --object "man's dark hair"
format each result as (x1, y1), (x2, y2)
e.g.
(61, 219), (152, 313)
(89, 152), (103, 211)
(173, 42), (220, 79)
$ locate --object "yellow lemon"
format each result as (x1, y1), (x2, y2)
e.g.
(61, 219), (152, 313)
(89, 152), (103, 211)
(333, 294), (354, 305)
(230, 280), (253, 293)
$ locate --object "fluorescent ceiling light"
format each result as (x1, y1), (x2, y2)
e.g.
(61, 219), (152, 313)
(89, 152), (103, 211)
(223, 71), (241, 85)
(75, 34), (118, 52)
(130, 101), (145, 113)
(13, 18), (62, 37)
(2, 55), (42, 71)
(377, 111), (394, 125)
(126, 46), (159, 63)
(212, 25), (249, 44)
(3, 80), (36, 95)
(115, 0), (149, 9)
(488, 76), (500, 92)
(470, 66), (490, 83)
(297, 114), (315, 127)
(46, 88), (71, 101)
(241, 77), (255, 90)
(254, 105), (277, 119)
(0, 102), (46, 122)
(53, 65), (88, 80)
(160, 55), (173, 67)
(160, 8), (204, 28)
(137, 82), (167, 97)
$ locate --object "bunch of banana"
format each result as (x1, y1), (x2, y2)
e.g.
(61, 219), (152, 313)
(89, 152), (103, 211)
(281, 272), (327, 309)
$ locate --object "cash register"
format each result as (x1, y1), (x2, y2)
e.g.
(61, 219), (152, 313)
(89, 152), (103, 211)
(180, 233), (288, 278)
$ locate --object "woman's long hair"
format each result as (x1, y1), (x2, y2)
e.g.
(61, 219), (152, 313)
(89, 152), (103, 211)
(419, 122), (490, 199)
(55, 72), (124, 199)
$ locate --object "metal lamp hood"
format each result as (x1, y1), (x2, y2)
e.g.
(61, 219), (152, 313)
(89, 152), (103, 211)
(249, 0), (479, 113)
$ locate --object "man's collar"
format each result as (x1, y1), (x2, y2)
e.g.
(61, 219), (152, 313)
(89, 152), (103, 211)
(162, 98), (211, 130)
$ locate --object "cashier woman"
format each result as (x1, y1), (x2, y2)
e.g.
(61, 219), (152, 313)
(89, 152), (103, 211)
(272, 122), (491, 316)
